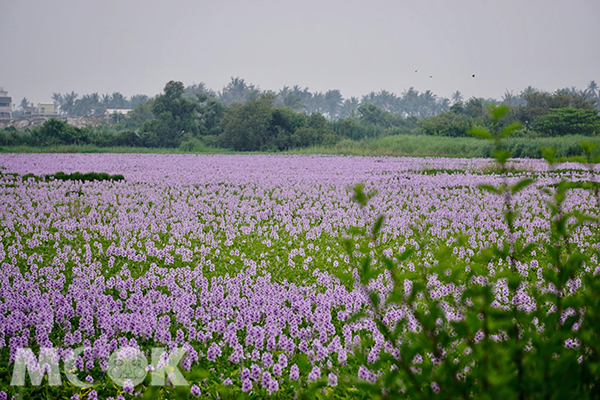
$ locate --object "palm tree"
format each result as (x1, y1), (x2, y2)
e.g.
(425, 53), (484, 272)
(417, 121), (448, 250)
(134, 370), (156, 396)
(587, 80), (598, 97)
(401, 87), (420, 117)
(62, 91), (78, 116)
(324, 89), (343, 120)
(218, 77), (260, 105)
(419, 90), (438, 117)
(110, 92), (129, 109)
(376, 90), (397, 113)
(130, 94), (149, 108)
(307, 92), (325, 115)
(451, 90), (463, 105)
(436, 97), (451, 114)
(282, 93), (304, 111)
(20, 97), (30, 110)
(52, 93), (63, 114)
(501, 90), (516, 106)
(340, 97), (360, 119)
(101, 93), (112, 109)
(521, 86), (537, 97)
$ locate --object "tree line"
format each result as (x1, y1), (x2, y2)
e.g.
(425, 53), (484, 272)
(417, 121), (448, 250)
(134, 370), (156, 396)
(2, 79), (599, 151)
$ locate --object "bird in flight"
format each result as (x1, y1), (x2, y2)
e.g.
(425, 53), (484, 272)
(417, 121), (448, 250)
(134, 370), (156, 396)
(472, 74), (475, 78)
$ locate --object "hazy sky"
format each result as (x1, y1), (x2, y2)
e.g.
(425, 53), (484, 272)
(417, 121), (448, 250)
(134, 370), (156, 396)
(2, 0), (599, 105)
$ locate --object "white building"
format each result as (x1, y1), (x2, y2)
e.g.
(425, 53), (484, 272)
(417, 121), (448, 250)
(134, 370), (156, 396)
(0, 88), (12, 119)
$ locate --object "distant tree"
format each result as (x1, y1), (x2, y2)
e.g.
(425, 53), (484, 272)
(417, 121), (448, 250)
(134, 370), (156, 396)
(306, 92), (326, 115)
(122, 100), (154, 130)
(419, 90), (438, 118)
(533, 107), (600, 136)
(101, 93), (112, 109)
(417, 111), (472, 137)
(20, 98), (30, 110)
(109, 92), (129, 109)
(52, 93), (63, 114)
(130, 94), (149, 108)
(33, 118), (87, 145)
(184, 83), (215, 100)
(218, 77), (261, 105)
(586, 81), (598, 95)
(324, 89), (343, 120)
(290, 85), (312, 110)
(437, 97), (451, 114)
(451, 90), (463, 105)
(340, 97), (360, 119)
(516, 88), (598, 130)
(400, 87), (421, 117)
(281, 93), (304, 111)
(358, 103), (393, 128)
(197, 98), (227, 136)
(141, 80), (200, 147)
(219, 95), (274, 151)
(61, 91), (78, 116)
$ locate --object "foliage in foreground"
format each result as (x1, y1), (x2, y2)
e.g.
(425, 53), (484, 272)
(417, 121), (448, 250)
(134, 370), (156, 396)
(335, 105), (600, 398)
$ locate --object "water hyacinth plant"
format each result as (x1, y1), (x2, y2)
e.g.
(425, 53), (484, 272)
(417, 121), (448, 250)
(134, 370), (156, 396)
(332, 106), (600, 399)
(0, 116), (599, 398)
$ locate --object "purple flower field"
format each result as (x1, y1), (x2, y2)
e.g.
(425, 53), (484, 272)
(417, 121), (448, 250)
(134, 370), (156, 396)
(0, 154), (599, 398)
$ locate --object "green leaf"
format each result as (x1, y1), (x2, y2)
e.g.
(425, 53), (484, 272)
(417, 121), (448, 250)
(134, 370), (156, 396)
(569, 156), (587, 164)
(511, 178), (535, 194)
(580, 141), (599, 156)
(372, 215), (385, 238)
(500, 122), (522, 138)
(541, 147), (556, 165)
(492, 105), (509, 122)
(478, 184), (501, 194)
(491, 148), (511, 164)
(352, 184), (368, 206)
(467, 127), (492, 140)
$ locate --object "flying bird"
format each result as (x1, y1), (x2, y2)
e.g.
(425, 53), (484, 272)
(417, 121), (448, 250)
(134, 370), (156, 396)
(472, 74), (475, 78)
(430, 76), (433, 78)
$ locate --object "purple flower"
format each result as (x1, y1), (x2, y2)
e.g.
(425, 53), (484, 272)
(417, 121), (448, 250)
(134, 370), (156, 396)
(262, 371), (272, 388)
(190, 384), (201, 397)
(290, 364), (300, 381)
(328, 373), (338, 386)
(262, 352), (273, 368)
(308, 366), (321, 382)
(242, 378), (253, 392)
(268, 378), (279, 394)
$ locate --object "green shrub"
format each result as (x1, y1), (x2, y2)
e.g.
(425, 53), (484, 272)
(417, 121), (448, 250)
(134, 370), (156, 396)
(338, 107), (600, 398)
(417, 111), (473, 137)
(533, 107), (600, 136)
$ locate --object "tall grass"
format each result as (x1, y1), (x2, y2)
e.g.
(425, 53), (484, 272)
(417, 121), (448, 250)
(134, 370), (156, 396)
(2, 135), (600, 158)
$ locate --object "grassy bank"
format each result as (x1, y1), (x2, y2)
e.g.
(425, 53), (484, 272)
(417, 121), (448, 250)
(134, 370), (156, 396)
(2, 135), (600, 158)
(289, 135), (600, 158)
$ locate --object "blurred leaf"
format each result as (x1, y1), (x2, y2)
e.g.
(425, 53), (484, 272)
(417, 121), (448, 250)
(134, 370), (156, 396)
(492, 105), (509, 122)
(478, 184), (501, 194)
(542, 147), (556, 165)
(500, 122), (522, 138)
(580, 141), (599, 156)
(491, 148), (511, 164)
(467, 127), (492, 140)
(372, 215), (385, 238)
(511, 178), (535, 194)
